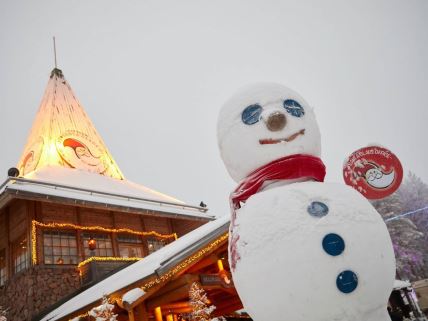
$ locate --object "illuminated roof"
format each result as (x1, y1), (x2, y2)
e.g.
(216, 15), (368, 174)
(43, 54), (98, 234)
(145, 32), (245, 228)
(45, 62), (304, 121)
(8, 68), (209, 215)
(17, 68), (123, 180)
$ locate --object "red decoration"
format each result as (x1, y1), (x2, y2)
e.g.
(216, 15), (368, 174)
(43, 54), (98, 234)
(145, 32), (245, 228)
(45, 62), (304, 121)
(229, 154), (326, 270)
(88, 237), (97, 251)
(343, 146), (403, 199)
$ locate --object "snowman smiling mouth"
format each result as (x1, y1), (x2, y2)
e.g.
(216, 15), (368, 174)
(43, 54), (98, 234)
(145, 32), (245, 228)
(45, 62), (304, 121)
(259, 129), (305, 145)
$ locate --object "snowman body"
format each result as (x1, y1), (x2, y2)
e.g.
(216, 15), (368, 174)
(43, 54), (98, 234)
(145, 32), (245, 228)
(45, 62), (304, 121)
(232, 181), (395, 321)
(217, 83), (396, 321)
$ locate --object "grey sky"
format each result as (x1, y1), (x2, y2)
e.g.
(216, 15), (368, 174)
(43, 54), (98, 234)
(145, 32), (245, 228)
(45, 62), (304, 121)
(1, 0), (427, 217)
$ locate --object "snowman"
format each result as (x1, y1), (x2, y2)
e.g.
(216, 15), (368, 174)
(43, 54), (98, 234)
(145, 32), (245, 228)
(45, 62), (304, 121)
(217, 83), (395, 321)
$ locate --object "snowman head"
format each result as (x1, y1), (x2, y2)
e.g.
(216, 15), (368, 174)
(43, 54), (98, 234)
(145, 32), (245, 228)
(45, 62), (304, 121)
(217, 83), (321, 182)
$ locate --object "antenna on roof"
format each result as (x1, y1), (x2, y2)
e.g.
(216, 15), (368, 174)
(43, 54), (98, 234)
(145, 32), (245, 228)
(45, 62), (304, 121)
(53, 36), (58, 68)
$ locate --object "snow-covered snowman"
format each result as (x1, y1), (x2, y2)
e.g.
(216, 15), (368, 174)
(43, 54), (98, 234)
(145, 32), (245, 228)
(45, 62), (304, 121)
(217, 83), (395, 321)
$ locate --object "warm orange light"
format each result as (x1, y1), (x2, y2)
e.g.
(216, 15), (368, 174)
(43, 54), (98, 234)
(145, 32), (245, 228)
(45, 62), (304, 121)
(217, 258), (231, 285)
(166, 314), (173, 321)
(77, 257), (142, 276)
(88, 238), (97, 251)
(217, 259), (224, 272)
(31, 220), (176, 264)
(66, 233), (229, 321)
(154, 307), (163, 321)
(16, 70), (124, 179)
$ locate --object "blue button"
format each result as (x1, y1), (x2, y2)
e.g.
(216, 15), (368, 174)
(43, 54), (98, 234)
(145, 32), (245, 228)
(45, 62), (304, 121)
(307, 201), (329, 217)
(336, 270), (358, 294)
(322, 233), (345, 256)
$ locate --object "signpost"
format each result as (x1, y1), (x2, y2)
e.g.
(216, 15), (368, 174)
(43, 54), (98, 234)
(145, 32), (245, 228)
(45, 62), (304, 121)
(343, 145), (403, 199)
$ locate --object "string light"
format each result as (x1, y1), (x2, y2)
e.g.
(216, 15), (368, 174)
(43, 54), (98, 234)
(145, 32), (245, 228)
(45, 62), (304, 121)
(140, 233), (229, 291)
(31, 220), (177, 264)
(77, 257), (142, 276)
(67, 232), (229, 321)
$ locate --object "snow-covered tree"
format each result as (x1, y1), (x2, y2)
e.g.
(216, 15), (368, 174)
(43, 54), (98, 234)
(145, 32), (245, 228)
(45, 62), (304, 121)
(372, 172), (428, 281)
(397, 172), (428, 279)
(189, 282), (216, 321)
(88, 295), (117, 321)
(398, 172), (428, 242)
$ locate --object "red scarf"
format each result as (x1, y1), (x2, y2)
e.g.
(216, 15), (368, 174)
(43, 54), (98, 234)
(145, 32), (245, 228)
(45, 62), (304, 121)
(229, 154), (326, 270)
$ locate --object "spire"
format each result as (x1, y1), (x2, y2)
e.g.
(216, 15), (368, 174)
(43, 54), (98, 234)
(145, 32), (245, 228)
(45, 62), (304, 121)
(17, 68), (124, 180)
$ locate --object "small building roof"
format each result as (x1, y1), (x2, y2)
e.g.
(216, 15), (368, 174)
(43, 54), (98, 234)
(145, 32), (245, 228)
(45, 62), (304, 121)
(39, 215), (230, 321)
(0, 166), (212, 220)
(393, 279), (412, 290)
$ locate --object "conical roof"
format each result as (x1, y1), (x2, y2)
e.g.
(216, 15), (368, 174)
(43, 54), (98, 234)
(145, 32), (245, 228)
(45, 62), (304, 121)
(17, 68), (124, 180)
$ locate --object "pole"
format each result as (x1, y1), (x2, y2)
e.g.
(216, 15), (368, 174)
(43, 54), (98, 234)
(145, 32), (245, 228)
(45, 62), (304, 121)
(53, 37), (58, 68)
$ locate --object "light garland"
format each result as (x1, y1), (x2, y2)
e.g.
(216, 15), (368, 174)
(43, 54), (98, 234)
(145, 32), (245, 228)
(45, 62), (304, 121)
(31, 220), (178, 264)
(141, 233), (229, 291)
(68, 232), (229, 321)
(77, 256), (142, 270)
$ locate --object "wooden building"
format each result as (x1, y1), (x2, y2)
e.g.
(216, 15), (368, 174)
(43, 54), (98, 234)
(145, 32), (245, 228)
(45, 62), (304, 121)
(0, 67), (219, 321)
(39, 216), (247, 321)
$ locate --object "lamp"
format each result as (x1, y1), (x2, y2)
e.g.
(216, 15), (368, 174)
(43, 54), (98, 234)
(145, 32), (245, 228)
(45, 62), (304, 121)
(88, 236), (97, 255)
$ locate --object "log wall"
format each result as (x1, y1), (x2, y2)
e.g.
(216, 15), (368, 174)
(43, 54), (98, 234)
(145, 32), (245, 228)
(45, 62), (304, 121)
(0, 265), (80, 321)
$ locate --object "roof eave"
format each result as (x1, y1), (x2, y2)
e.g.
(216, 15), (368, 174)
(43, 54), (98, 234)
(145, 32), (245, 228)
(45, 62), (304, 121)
(0, 177), (214, 221)
(0, 187), (214, 221)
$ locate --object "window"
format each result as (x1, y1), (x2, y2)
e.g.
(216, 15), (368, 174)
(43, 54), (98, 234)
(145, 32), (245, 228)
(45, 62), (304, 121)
(147, 238), (165, 255)
(82, 233), (113, 257)
(117, 234), (143, 258)
(13, 236), (29, 274)
(0, 249), (6, 286)
(43, 231), (78, 265)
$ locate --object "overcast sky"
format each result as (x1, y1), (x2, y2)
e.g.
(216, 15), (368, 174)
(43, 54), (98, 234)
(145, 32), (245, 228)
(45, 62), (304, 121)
(1, 0), (427, 217)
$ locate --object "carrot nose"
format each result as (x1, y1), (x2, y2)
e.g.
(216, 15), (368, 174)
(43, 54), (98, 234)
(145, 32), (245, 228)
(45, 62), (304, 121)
(265, 111), (286, 131)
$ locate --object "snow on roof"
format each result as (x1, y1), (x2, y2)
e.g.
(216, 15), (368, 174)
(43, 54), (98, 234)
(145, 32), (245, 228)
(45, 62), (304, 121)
(393, 279), (412, 290)
(0, 166), (213, 220)
(122, 288), (146, 306)
(40, 215), (230, 321)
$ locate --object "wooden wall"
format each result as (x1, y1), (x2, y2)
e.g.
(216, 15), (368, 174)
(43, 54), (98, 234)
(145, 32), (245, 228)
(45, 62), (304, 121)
(0, 198), (209, 282)
(36, 202), (206, 237)
(8, 200), (27, 243)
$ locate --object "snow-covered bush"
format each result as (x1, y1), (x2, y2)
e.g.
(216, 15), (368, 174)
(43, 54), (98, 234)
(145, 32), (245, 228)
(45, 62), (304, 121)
(88, 295), (117, 321)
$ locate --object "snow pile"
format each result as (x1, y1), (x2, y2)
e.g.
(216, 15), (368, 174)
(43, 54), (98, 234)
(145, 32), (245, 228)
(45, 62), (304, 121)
(217, 83), (321, 182)
(393, 279), (411, 290)
(88, 295), (117, 321)
(122, 288), (146, 306)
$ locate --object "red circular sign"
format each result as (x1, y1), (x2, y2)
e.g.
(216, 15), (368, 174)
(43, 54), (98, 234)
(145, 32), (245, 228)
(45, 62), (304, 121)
(343, 146), (403, 199)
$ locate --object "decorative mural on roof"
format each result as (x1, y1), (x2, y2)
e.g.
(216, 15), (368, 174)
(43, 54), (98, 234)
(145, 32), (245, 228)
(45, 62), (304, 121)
(57, 130), (108, 174)
(19, 136), (44, 176)
(17, 68), (124, 179)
